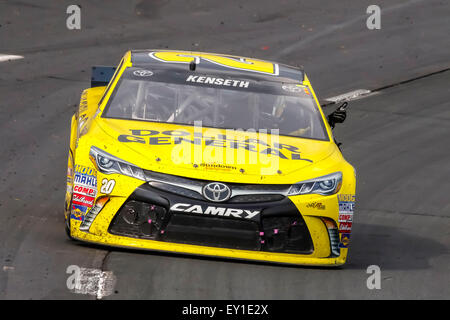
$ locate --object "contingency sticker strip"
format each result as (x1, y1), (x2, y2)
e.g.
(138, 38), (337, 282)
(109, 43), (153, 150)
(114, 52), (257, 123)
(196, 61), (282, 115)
(337, 194), (355, 248)
(71, 165), (98, 222)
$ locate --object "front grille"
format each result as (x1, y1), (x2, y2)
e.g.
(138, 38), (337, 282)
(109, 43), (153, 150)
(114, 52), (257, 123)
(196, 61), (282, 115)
(108, 184), (314, 255)
(228, 194), (285, 203)
(143, 169), (290, 203)
(109, 200), (168, 239)
(109, 200), (260, 250)
(161, 213), (261, 250)
(149, 181), (204, 200)
(261, 216), (313, 254)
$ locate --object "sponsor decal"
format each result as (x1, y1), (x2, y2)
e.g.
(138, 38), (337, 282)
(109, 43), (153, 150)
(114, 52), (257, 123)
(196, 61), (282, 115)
(338, 213), (353, 223)
(149, 51), (279, 76)
(100, 178), (116, 194)
(281, 84), (303, 93)
(338, 194), (356, 202)
(339, 233), (351, 248)
(78, 91), (88, 112)
(73, 185), (96, 197)
(200, 163), (237, 171)
(202, 182), (231, 202)
(306, 202), (325, 210)
(72, 193), (95, 208)
(74, 173), (97, 188)
(75, 164), (97, 176)
(133, 70), (153, 77)
(338, 194), (355, 217)
(339, 222), (353, 233)
(339, 201), (355, 214)
(71, 204), (87, 221)
(186, 75), (250, 88)
(337, 194), (355, 246)
(170, 203), (260, 220)
(118, 129), (312, 162)
(67, 166), (73, 178)
(73, 165), (97, 188)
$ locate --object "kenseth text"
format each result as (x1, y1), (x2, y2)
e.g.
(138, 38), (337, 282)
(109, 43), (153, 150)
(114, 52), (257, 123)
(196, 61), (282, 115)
(186, 75), (250, 88)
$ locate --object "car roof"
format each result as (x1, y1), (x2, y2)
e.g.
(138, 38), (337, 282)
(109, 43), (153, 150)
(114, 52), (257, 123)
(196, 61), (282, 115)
(130, 49), (304, 83)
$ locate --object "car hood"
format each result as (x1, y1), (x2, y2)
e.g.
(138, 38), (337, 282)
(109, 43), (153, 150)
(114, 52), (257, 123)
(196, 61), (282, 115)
(94, 118), (336, 184)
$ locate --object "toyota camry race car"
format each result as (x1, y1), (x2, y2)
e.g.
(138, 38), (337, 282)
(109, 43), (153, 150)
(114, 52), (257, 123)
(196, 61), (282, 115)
(65, 50), (356, 266)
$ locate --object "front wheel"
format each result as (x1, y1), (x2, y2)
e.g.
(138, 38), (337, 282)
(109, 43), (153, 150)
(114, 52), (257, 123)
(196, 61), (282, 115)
(65, 217), (74, 240)
(65, 150), (75, 240)
(64, 191), (75, 241)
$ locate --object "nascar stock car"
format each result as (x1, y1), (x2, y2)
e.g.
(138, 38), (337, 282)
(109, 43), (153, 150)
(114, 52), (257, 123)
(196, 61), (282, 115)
(65, 50), (355, 266)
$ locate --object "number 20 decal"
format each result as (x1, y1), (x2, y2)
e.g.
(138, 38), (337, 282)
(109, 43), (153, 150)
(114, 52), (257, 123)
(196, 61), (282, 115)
(101, 179), (115, 194)
(149, 51), (279, 76)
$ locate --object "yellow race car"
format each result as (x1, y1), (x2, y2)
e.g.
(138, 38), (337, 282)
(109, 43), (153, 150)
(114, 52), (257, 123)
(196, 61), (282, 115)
(65, 50), (356, 266)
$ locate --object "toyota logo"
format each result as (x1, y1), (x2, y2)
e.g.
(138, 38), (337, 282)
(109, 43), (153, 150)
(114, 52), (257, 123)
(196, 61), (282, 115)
(133, 70), (153, 77)
(202, 182), (231, 202)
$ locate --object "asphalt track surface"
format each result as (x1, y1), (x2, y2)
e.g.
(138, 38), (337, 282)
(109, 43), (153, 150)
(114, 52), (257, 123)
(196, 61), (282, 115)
(0, 0), (449, 299)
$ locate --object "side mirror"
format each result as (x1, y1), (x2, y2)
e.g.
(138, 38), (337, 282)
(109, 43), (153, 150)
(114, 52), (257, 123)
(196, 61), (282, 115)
(327, 102), (348, 129)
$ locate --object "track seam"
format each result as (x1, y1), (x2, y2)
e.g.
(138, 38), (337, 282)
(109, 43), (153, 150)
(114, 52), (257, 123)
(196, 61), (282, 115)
(100, 250), (112, 271)
(359, 207), (450, 219)
(321, 67), (450, 108)
(94, 250), (112, 300)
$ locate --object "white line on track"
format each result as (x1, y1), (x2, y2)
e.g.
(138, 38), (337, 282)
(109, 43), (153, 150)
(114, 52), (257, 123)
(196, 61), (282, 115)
(69, 267), (116, 299)
(325, 89), (375, 103)
(0, 54), (24, 62)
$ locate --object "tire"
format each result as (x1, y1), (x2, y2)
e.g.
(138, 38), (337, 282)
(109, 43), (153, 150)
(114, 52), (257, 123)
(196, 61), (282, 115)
(65, 196), (75, 241)
(65, 218), (74, 240)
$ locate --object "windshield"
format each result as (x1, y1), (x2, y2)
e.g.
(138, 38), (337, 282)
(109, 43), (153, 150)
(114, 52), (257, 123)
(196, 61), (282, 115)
(103, 68), (328, 140)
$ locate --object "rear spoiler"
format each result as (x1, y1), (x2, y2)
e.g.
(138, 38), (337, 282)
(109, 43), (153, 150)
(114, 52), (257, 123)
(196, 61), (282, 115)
(91, 66), (117, 87)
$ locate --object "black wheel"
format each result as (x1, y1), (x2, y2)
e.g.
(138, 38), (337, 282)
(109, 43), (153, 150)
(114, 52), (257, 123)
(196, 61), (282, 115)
(65, 196), (75, 241)
(65, 217), (74, 240)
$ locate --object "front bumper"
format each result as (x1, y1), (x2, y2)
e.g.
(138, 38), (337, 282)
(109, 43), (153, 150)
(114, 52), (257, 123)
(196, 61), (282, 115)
(70, 176), (353, 266)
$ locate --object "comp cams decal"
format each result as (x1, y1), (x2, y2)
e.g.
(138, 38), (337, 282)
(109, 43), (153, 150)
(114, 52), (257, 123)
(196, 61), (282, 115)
(338, 194), (355, 248)
(170, 203), (260, 220)
(73, 185), (96, 197)
(118, 129), (312, 162)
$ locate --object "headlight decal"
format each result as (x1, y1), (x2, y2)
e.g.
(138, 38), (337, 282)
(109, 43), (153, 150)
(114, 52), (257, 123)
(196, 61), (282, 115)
(287, 172), (342, 196)
(89, 146), (146, 181)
